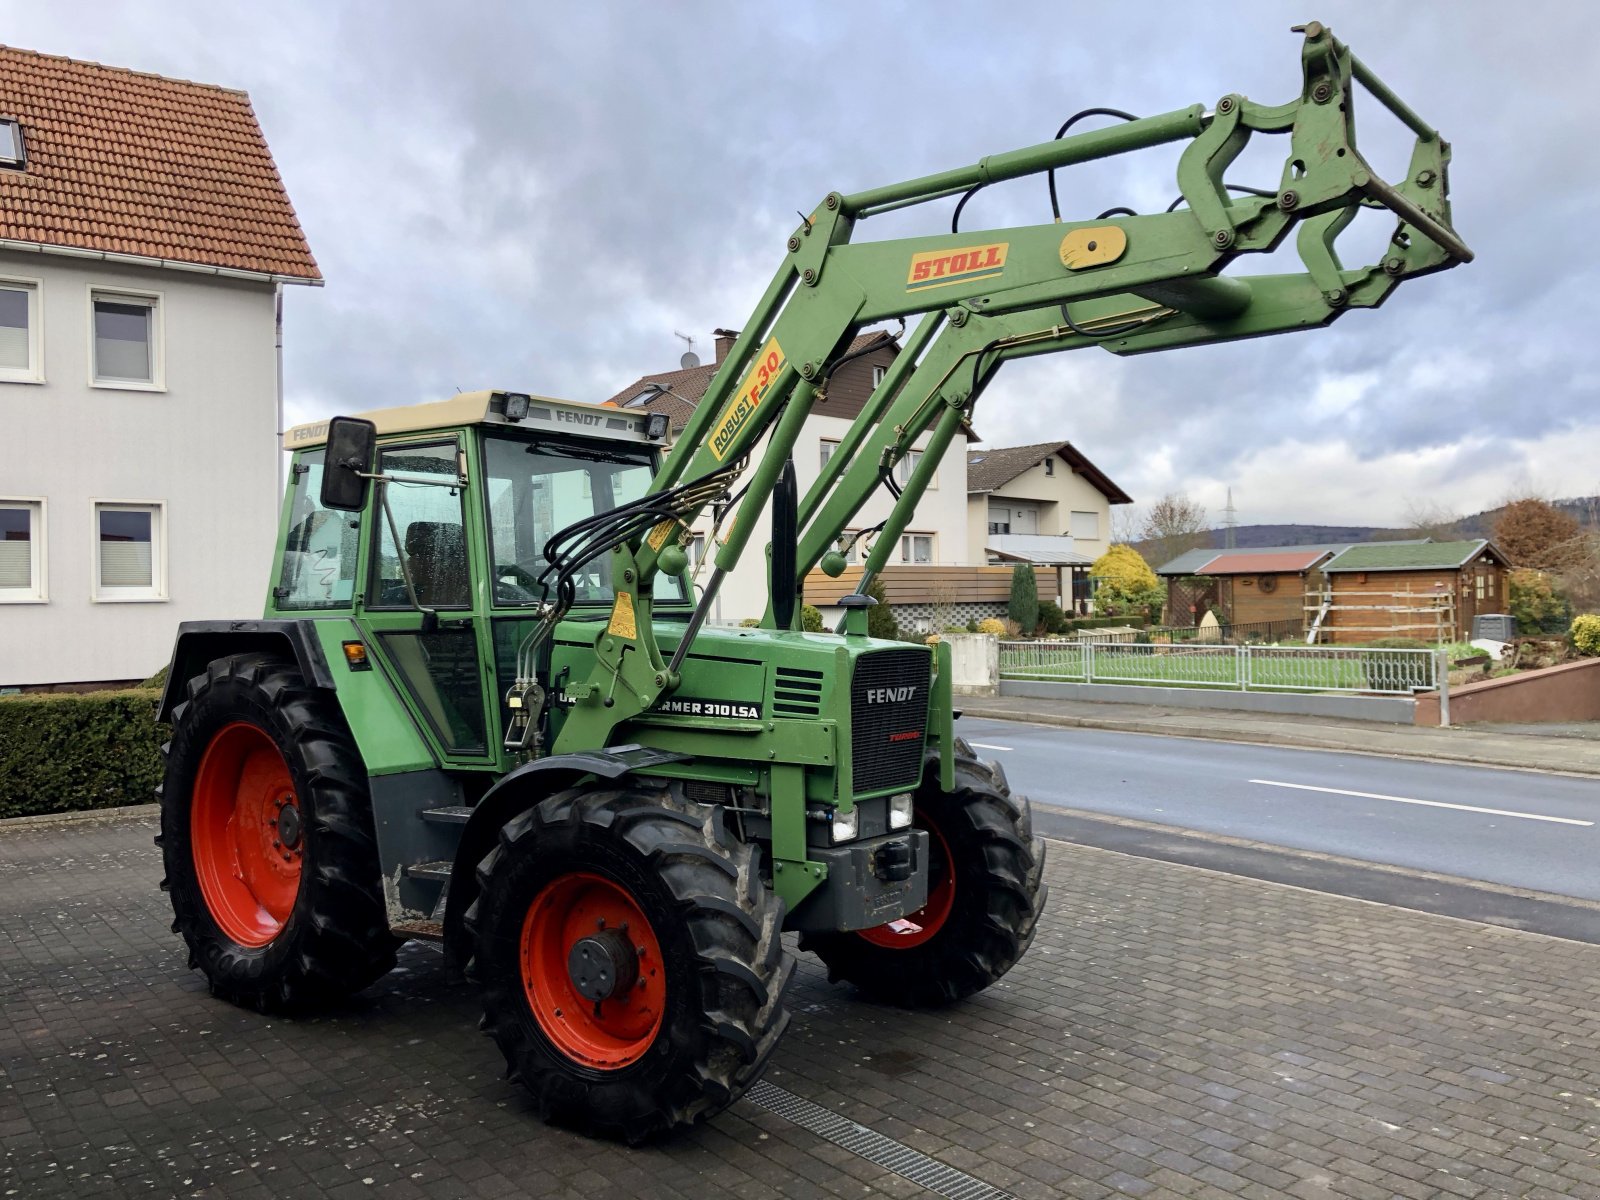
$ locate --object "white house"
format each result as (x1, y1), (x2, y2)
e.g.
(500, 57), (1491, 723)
(0, 46), (320, 689)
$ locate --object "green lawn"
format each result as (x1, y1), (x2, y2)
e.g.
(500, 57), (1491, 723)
(999, 646), (1432, 693)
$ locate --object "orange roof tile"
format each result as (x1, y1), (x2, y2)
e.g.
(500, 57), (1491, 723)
(0, 45), (319, 281)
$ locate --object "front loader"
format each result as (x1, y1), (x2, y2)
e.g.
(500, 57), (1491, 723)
(155, 23), (1469, 1141)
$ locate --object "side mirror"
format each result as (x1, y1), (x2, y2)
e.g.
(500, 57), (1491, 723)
(320, 416), (377, 511)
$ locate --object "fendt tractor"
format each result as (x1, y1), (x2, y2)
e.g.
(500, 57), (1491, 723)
(156, 24), (1468, 1141)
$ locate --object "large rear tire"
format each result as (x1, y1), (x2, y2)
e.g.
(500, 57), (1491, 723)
(158, 653), (396, 1010)
(800, 742), (1046, 1007)
(467, 781), (793, 1142)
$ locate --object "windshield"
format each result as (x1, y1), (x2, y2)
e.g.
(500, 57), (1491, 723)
(483, 433), (687, 607)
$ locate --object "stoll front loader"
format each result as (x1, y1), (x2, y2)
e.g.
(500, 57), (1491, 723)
(156, 24), (1468, 1141)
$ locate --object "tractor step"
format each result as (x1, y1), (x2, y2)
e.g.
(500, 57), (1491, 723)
(405, 860), (453, 882)
(391, 919), (445, 942)
(421, 805), (474, 824)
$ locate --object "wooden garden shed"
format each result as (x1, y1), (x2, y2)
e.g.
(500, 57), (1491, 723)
(1192, 548), (1334, 627)
(1311, 539), (1511, 644)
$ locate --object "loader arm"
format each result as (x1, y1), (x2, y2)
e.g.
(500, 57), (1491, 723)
(551, 20), (1470, 755)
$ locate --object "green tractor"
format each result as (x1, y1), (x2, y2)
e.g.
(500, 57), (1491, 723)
(156, 23), (1468, 1141)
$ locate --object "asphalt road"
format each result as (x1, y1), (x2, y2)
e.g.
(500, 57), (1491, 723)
(959, 715), (1600, 903)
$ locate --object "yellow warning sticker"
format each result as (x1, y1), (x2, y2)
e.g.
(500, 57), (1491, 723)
(647, 519), (680, 551)
(708, 337), (786, 462)
(607, 591), (637, 640)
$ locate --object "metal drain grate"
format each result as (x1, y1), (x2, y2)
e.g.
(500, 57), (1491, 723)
(742, 1079), (1018, 1200)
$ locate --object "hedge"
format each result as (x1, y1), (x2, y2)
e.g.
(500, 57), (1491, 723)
(0, 688), (166, 819)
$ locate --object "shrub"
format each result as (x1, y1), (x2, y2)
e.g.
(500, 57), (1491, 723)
(976, 617), (1007, 636)
(739, 617), (760, 628)
(1508, 568), (1571, 635)
(1573, 614), (1600, 656)
(1007, 564), (1038, 636)
(0, 689), (166, 819)
(1038, 599), (1068, 635)
(965, 618), (979, 633)
(865, 574), (898, 640)
(800, 604), (826, 633)
(1368, 637), (1430, 650)
(1090, 544), (1164, 618)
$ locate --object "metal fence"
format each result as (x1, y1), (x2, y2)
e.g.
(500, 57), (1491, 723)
(998, 640), (1438, 695)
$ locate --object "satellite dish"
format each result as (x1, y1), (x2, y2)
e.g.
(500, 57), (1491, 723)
(680, 351), (701, 369)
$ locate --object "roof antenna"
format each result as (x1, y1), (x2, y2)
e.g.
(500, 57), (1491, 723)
(674, 330), (700, 369)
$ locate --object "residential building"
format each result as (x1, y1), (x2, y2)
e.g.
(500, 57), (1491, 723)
(0, 46), (320, 688)
(606, 329), (971, 625)
(967, 441), (1134, 612)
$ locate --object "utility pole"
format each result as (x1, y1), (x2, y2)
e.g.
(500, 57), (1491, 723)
(1222, 487), (1238, 549)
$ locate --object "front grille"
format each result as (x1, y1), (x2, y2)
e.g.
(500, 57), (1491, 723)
(850, 649), (931, 795)
(772, 666), (824, 717)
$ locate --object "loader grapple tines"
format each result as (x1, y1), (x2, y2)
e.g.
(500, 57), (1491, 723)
(850, 650), (931, 795)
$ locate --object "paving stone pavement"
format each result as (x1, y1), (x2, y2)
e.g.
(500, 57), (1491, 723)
(4, 813), (1600, 1199)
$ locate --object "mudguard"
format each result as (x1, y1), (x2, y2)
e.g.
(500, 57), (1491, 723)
(157, 620), (334, 721)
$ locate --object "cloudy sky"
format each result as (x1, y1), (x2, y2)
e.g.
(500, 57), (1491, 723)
(7, 1), (1596, 527)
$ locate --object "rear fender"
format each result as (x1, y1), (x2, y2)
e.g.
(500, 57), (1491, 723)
(158, 620), (334, 721)
(442, 744), (692, 963)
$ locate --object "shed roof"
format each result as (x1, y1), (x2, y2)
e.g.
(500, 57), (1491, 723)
(1156, 539), (1433, 577)
(966, 441), (1133, 505)
(1322, 539), (1505, 573)
(1197, 549), (1331, 575)
(0, 44), (319, 281)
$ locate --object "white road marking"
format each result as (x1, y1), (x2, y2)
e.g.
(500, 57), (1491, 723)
(1248, 779), (1593, 827)
(968, 741), (1013, 752)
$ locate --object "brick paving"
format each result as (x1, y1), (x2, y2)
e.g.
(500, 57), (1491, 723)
(4, 813), (1600, 1199)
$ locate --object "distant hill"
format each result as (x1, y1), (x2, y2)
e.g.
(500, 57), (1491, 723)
(1159, 496), (1599, 555)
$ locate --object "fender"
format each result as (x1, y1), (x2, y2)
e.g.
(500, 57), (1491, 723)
(441, 743), (692, 963)
(157, 619), (335, 721)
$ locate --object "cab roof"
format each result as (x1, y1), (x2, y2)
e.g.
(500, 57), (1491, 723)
(282, 390), (659, 450)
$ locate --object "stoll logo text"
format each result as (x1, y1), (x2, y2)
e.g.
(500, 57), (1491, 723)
(865, 686), (917, 704)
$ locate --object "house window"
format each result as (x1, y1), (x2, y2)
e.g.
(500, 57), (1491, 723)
(688, 534), (706, 566)
(871, 365), (887, 388)
(94, 502), (165, 601)
(0, 280), (40, 381)
(900, 532), (934, 564)
(894, 449), (935, 490)
(1070, 510), (1099, 539)
(836, 532), (860, 563)
(0, 499), (45, 601)
(1044, 458), (1054, 476)
(819, 438), (841, 470)
(92, 291), (162, 388)
(0, 119), (23, 168)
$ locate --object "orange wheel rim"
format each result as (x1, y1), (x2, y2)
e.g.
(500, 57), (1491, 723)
(859, 818), (955, 949)
(191, 722), (303, 947)
(520, 872), (665, 1069)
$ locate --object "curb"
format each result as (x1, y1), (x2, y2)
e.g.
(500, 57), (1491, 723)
(0, 802), (159, 830)
(958, 705), (1600, 778)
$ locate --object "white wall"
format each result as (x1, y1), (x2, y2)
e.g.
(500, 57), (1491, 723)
(966, 459), (1117, 565)
(1, 252), (281, 686)
(673, 413), (969, 623)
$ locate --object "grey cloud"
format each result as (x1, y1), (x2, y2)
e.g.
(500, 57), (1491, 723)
(3, 0), (1597, 520)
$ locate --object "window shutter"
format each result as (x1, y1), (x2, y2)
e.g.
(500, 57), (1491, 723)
(0, 288), (28, 370)
(0, 540), (29, 588)
(100, 540), (153, 587)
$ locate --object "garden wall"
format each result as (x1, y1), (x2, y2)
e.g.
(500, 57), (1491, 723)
(1415, 658), (1600, 726)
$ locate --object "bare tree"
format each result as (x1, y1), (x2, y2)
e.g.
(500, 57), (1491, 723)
(1394, 498), (1463, 541)
(1138, 493), (1210, 570)
(1109, 505), (1142, 546)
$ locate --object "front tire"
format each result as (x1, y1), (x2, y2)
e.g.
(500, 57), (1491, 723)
(801, 743), (1046, 1006)
(158, 653), (396, 1010)
(467, 781), (793, 1142)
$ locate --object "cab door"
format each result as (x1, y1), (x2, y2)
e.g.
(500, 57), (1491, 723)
(357, 435), (495, 766)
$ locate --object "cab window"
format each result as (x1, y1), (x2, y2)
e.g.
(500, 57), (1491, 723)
(368, 441), (471, 609)
(483, 434), (686, 606)
(276, 449), (359, 610)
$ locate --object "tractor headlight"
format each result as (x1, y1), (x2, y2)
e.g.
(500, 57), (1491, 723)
(888, 793), (914, 829)
(830, 807), (858, 843)
(503, 392), (531, 420)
